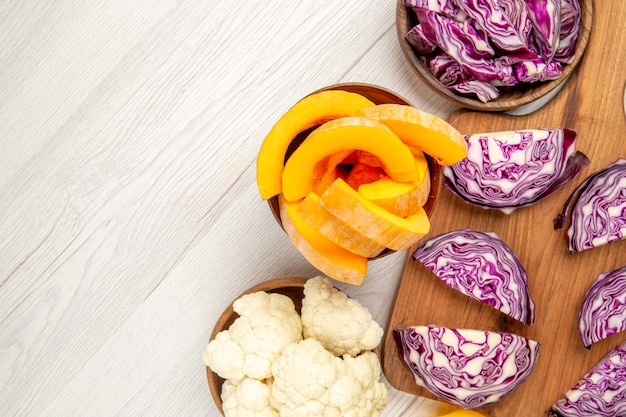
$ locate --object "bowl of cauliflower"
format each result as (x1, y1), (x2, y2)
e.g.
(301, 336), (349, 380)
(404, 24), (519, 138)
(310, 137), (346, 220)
(203, 276), (388, 416)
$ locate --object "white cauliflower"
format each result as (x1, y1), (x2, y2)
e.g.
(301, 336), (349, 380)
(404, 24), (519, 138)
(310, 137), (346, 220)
(271, 338), (388, 417)
(221, 377), (279, 417)
(203, 291), (303, 381)
(301, 276), (383, 356)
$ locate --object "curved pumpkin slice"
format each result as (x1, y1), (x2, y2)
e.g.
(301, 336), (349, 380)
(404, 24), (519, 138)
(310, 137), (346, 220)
(278, 195), (367, 286)
(358, 169), (431, 217)
(282, 116), (419, 202)
(319, 178), (430, 251)
(296, 192), (386, 258)
(312, 150), (353, 196)
(354, 104), (468, 166)
(257, 90), (375, 200)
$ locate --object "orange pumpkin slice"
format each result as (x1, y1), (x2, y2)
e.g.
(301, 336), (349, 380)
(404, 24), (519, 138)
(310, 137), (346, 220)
(278, 195), (368, 285)
(354, 104), (468, 166)
(359, 169), (431, 217)
(358, 148), (430, 217)
(257, 90), (375, 200)
(282, 116), (419, 202)
(296, 192), (386, 258)
(319, 178), (430, 251)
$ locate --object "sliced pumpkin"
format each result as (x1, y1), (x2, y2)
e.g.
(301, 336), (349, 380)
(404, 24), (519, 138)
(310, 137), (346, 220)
(354, 103), (468, 165)
(296, 192), (386, 258)
(319, 178), (430, 251)
(278, 194), (368, 286)
(257, 90), (375, 200)
(358, 148), (431, 217)
(282, 116), (419, 202)
(312, 149), (353, 196)
(359, 169), (431, 217)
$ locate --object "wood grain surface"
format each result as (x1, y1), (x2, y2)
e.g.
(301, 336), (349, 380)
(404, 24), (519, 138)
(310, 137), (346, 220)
(382, 1), (626, 416)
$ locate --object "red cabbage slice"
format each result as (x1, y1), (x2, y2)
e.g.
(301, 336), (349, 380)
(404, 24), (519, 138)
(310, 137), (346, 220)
(424, 52), (468, 86)
(579, 265), (626, 349)
(394, 325), (540, 409)
(527, 0), (562, 62)
(407, 23), (437, 55)
(554, 158), (626, 253)
(443, 128), (590, 214)
(448, 80), (500, 102)
(412, 229), (535, 325)
(497, 0), (534, 47)
(514, 59), (563, 83)
(403, 0), (469, 21)
(554, 0), (581, 63)
(416, 9), (496, 62)
(454, 0), (535, 57)
(549, 341), (626, 416)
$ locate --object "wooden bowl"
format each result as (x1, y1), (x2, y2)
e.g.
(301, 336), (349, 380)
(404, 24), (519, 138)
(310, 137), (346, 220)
(206, 277), (309, 415)
(267, 82), (443, 259)
(396, 0), (593, 111)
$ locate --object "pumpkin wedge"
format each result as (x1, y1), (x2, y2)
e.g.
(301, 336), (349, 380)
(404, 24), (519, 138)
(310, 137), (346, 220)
(257, 90), (375, 200)
(296, 192), (386, 258)
(319, 178), (430, 251)
(359, 169), (431, 217)
(282, 116), (419, 202)
(354, 104), (468, 165)
(278, 195), (368, 285)
(358, 148), (430, 217)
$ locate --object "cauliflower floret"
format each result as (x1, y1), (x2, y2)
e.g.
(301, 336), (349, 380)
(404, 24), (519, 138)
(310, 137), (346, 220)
(203, 291), (303, 380)
(271, 338), (388, 417)
(221, 377), (279, 417)
(301, 276), (383, 356)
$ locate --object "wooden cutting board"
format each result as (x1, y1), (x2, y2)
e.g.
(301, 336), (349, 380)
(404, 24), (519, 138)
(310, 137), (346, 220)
(382, 2), (626, 416)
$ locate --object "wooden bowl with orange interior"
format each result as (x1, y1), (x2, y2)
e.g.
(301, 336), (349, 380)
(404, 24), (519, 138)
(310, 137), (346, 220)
(267, 82), (444, 260)
(396, 0), (593, 112)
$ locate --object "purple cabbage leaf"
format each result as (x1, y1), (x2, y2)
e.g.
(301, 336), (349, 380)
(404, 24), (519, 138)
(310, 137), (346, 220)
(443, 128), (590, 214)
(412, 229), (535, 325)
(550, 340), (626, 416)
(554, 158), (626, 253)
(579, 265), (626, 349)
(394, 325), (540, 409)
(526, 0), (562, 62)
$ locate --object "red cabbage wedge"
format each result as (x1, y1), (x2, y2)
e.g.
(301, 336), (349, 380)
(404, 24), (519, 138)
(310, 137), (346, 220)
(550, 341), (626, 416)
(554, 158), (626, 253)
(579, 265), (626, 349)
(394, 325), (540, 409)
(443, 128), (590, 214)
(413, 229), (535, 325)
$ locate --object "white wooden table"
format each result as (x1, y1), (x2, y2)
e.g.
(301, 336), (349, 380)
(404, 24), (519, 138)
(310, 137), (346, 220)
(0, 1), (514, 415)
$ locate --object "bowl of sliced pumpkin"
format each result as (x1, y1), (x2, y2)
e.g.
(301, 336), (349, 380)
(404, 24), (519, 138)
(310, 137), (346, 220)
(255, 83), (468, 286)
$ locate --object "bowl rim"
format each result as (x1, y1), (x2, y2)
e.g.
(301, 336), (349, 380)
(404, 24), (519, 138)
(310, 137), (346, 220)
(395, 0), (594, 111)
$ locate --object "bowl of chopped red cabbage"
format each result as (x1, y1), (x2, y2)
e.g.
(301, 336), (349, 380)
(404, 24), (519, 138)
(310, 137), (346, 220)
(396, 0), (593, 111)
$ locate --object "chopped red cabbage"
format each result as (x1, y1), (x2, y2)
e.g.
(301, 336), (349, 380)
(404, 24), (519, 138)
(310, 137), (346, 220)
(403, 0), (582, 102)
(412, 229), (535, 325)
(448, 80), (499, 102)
(554, 0), (581, 63)
(394, 325), (540, 409)
(579, 265), (626, 349)
(550, 341), (626, 416)
(407, 23), (437, 54)
(554, 158), (626, 253)
(443, 128), (590, 214)
(514, 59), (563, 82)
(526, 0), (561, 62)
(454, 0), (535, 57)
